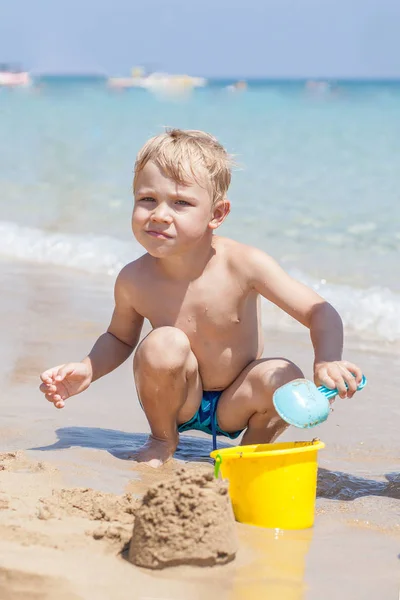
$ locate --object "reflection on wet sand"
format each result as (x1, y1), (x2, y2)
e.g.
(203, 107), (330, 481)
(229, 526), (312, 600)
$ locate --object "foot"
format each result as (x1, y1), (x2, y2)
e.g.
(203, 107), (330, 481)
(131, 435), (178, 468)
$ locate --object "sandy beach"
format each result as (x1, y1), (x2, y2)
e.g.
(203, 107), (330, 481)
(1, 259), (399, 599)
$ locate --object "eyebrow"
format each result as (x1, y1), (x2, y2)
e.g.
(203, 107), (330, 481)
(169, 192), (197, 203)
(134, 188), (157, 196)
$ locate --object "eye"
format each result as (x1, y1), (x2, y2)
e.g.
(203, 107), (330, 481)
(175, 200), (192, 206)
(138, 196), (156, 203)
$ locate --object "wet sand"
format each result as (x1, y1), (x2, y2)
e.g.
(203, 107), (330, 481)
(0, 260), (399, 599)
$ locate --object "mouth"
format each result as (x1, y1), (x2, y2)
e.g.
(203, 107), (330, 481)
(145, 230), (173, 240)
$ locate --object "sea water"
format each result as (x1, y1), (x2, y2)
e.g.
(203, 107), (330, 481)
(0, 78), (399, 345)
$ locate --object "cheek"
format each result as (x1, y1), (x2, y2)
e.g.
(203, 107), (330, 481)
(132, 206), (146, 225)
(131, 212), (143, 238)
(176, 220), (202, 239)
(177, 209), (212, 236)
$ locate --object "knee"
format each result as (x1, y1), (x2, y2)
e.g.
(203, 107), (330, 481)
(271, 359), (303, 388)
(134, 327), (191, 372)
(255, 359), (304, 396)
(251, 359), (303, 420)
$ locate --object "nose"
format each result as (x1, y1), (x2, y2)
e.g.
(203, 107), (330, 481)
(150, 202), (172, 224)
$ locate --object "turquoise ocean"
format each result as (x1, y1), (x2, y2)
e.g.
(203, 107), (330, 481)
(1, 78), (399, 347)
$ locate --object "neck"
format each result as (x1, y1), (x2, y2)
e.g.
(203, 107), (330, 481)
(155, 233), (216, 281)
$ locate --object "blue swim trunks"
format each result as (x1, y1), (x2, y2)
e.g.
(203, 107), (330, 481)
(178, 390), (243, 451)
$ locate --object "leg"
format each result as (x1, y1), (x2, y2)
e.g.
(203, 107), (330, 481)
(217, 358), (304, 445)
(132, 326), (202, 467)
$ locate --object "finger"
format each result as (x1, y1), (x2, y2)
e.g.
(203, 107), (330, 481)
(342, 362), (363, 385)
(317, 369), (336, 390)
(45, 392), (65, 408)
(40, 367), (62, 383)
(40, 372), (53, 384)
(341, 368), (358, 397)
(45, 392), (63, 402)
(55, 364), (74, 382)
(40, 383), (56, 393)
(331, 372), (348, 398)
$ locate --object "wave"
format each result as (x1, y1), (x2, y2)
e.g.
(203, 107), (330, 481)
(261, 272), (400, 344)
(1, 221), (399, 343)
(0, 221), (140, 276)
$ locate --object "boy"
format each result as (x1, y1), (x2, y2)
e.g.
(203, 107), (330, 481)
(39, 129), (363, 468)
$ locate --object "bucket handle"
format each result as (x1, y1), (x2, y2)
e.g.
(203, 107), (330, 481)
(214, 454), (222, 479)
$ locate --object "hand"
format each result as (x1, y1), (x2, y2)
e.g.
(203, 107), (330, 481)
(314, 360), (363, 399)
(39, 362), (92, 408)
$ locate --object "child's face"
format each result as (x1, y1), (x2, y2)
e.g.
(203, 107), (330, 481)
(132, 161), (228, 258)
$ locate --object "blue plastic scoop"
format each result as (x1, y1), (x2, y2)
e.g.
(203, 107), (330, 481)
(273, 375), (367, 428)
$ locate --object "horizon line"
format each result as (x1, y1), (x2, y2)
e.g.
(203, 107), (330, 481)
(30, 73), (400, 82)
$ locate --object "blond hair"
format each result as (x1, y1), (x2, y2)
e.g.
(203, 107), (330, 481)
(134, 129), (232, 203)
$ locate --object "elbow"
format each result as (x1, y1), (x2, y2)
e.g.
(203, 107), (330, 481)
(309, 301), (343, 330)
(107, 330), (136, 350)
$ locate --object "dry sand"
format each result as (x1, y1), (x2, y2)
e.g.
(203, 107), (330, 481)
(0, 260), (399, 599)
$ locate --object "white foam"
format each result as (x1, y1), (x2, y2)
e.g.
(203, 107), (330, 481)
(1, 220), (399, 343)
(0, 220), (141, 276)
(261, 272), (400, 343)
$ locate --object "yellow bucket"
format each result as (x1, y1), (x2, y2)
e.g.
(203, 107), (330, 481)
(210, 440), (325, 530)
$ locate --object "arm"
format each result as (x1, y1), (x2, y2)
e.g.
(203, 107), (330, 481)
(40, 265), (144, 407)
(247, 247), (362, 397)
(84, 267), (144, 382)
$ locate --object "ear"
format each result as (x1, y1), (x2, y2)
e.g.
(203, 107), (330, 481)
(208, 199), (231, 230)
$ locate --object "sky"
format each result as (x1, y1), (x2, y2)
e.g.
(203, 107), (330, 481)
(1, 0), (400, 78)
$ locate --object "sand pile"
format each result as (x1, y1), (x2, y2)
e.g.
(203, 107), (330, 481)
(129, 468), (238, 569)
(38, 488), (138, 523)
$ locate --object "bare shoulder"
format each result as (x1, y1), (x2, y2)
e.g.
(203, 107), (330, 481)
(115, 253), (154, 296)
(214, 236), (251, 257)
(117, 253), (151, 280)
(214, 236), (276, 273)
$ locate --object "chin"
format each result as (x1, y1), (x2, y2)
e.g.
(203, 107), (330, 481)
(135, 236), (176, 258)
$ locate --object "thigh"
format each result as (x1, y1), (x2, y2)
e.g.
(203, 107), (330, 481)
(216, 357), (302, 433)
(176, 349), (203, 424)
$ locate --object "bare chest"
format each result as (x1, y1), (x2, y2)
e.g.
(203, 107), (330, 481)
(136, 277), (254, 338)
